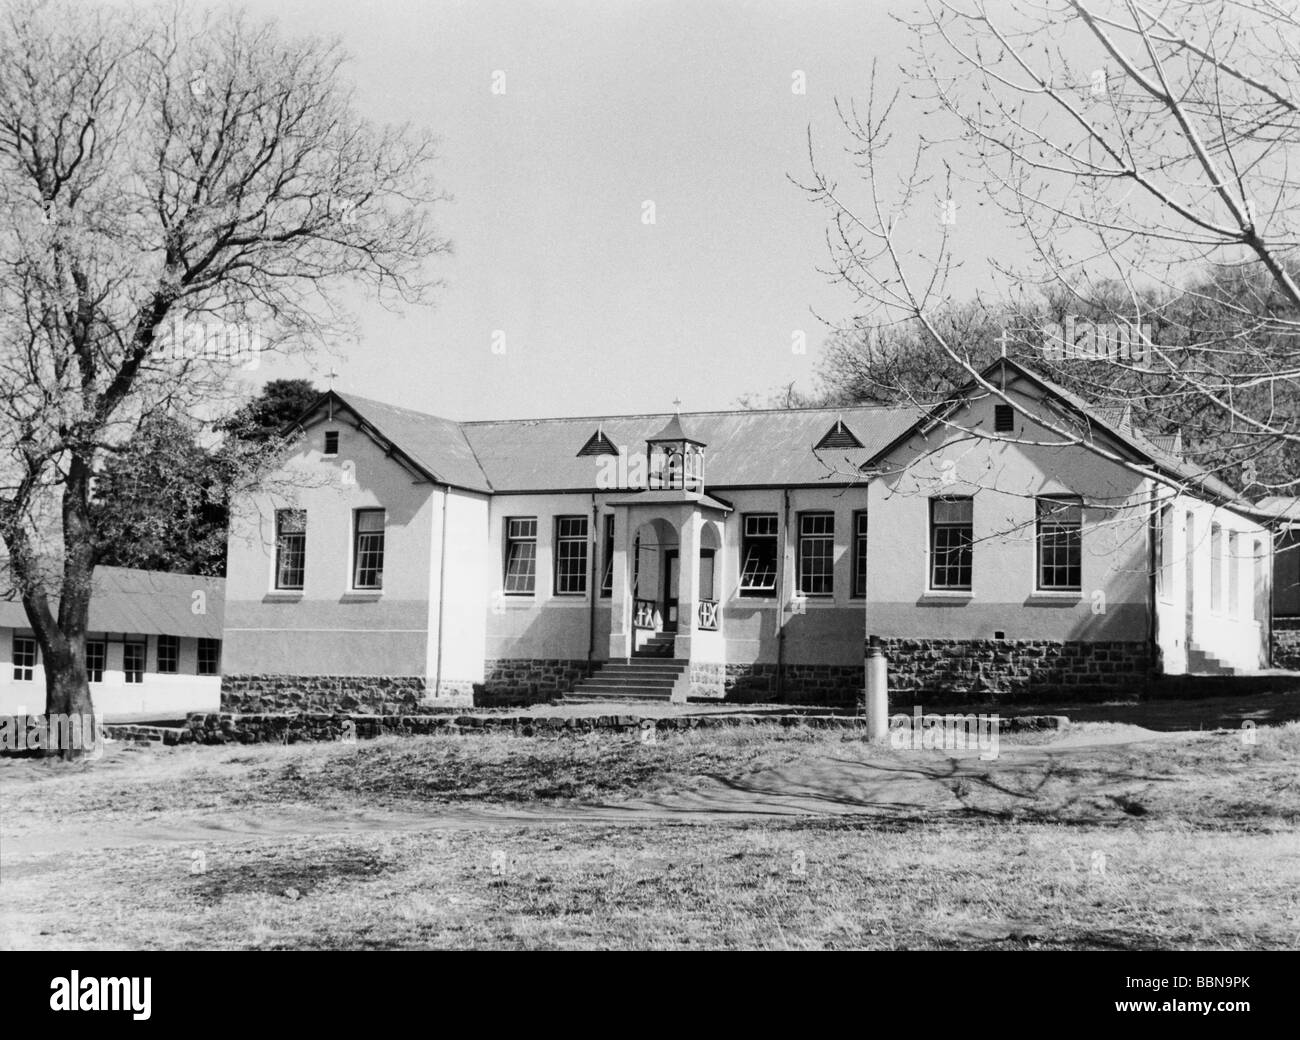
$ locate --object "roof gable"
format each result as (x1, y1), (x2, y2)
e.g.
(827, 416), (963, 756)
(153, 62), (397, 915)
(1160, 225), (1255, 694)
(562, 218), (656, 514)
(860, 357), (1248, 507)
(294, 392), (493, 494)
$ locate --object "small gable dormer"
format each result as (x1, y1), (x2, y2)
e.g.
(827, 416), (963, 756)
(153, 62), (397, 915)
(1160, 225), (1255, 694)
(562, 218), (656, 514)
(815, 417), (864, 450)
(646, 413), (705, 492)
(577, 426), (619, 457)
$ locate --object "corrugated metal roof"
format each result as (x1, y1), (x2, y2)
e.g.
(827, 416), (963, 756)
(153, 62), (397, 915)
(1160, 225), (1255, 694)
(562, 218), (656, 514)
(458, 406), (919, 490)
(318, 361), (1251, 506)
(0, 566), (224, 639)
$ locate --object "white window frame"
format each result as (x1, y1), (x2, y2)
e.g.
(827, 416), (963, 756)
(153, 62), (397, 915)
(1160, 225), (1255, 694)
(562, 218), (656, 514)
(352, 508), (386, 590)
(739, 514), (779, 597)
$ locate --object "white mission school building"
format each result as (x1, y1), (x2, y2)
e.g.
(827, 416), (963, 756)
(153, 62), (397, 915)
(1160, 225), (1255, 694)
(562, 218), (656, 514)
(211, 357), (1280, 713)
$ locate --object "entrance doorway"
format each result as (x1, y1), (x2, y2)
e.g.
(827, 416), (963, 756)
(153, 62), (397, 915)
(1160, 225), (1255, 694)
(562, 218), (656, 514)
(663, 550), (680, 631)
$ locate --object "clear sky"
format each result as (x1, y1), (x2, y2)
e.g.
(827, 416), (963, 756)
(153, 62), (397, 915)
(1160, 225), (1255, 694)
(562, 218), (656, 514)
(239, 0), (1001, 419)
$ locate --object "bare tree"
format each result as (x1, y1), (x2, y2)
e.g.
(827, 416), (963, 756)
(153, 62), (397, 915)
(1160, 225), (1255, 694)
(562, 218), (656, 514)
(802, 0), (1299, 499)
(0, 0), (449, 753)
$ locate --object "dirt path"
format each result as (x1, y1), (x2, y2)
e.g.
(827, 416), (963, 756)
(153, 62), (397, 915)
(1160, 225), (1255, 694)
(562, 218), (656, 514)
(0, 727), (1192, 862)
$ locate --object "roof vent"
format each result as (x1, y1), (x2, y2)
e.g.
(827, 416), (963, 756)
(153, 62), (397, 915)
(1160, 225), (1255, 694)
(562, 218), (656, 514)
(577, 426), (619, 457)
(1150, 431), (1183, 456)
(815, 418), (864, 450)
(994, 405), (1014, 433)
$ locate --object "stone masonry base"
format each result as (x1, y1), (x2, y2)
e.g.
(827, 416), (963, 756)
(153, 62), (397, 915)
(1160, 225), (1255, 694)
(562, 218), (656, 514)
(878, 638), (1152, 702)
(1273, 618), (1300, 670)
(478, 659), (590, 706)
(223, 640), (1154, 714)
(221, 674), (475, 714)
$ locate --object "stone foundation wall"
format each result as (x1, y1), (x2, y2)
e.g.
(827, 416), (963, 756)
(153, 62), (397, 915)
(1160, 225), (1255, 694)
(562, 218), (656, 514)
(1272, 618), (1300, 670)
(689, 663), (726, 700)
(719, 663), (863, 708)
(151, 710), (1069, 746)
(222, 640), (1155, 714)
(478, 659), (590, 706)
(716, 640), (1150, 707)
(221, 675), (447, 714)
(180, 710), (885, 745)
(877, 638), (1152, 702)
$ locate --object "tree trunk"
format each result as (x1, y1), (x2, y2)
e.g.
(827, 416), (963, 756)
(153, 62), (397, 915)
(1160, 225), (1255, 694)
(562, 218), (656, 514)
(8, 455), (99, 760)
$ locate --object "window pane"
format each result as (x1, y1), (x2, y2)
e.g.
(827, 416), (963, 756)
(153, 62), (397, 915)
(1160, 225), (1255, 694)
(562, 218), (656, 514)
(13, 636), (36, 681)
(504, 536), (537, 594)
(278, 508), (306, 534)
(1037, 498), (1082, 526)
(197, 639), (220, 676)
(1037, 497), (1082, 590)
(124, 642), (145, 683)
(931, 499), (973, 589)
(798, 512), (834, 595)
(853, 511), (869, 597)
(601, 515), (615, 596)
(933, 498), (972, 525)
(554, 515), (588, 594)
(740, 542), (777, 591)
(507, 517), (537, 539)
(158, 635), (179, 674)
(354, 510), (386, 589)
(86, 640), (105, 683)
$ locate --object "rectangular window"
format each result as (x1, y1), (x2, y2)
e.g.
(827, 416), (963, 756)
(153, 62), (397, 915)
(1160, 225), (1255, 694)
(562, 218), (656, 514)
(1156, 503), (1173, 601)
(275, 509), (306, 590)
(1228, 531), (1240, 617)
(739, 514), (779, 596)
(1254, 539), (1268, 622)
(12, 635), (36, 682)
(1037, 497), (1083, 591)
(994, 404), (1014, 433)
(197, 638), (221, 676)
(601, 514), (615, 597)
(554, 515), (589, 595)
(852, 510), (869, 598)
(503, 517), (538, 594)
(157, 634), (179, 674)
(324, 430), (339, 456)
(1211, 523), (1224, 613)
(930, 498), (973, 590)
(797, 512), (835, 596)
(86, 639), (105, 683)
(124, 641), (145, 684)
(353, 509), (386, 590)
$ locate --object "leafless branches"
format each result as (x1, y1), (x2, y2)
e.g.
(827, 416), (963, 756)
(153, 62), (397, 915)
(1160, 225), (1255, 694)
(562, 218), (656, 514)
(801, 0), (1299, 501)
(0, 0), (449, 728)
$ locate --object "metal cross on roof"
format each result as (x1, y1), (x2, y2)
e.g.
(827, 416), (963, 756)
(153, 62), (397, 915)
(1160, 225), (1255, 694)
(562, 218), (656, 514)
(672, 396), (682, 413)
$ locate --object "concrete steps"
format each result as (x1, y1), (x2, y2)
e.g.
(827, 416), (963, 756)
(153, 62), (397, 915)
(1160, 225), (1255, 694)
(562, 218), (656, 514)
(1186, 643), (1239, 676)
(634, 632), (678, 659)
(564, 654), (690, 704)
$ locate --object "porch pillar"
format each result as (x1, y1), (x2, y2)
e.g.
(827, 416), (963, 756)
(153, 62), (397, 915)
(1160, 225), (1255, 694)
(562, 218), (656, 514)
(607, 505), (633, 661)
(675, 507), (701, 661)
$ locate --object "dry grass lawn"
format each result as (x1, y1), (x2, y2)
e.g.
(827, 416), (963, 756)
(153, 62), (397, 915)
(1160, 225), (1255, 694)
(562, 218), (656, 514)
(2, 721), (1298, 949)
